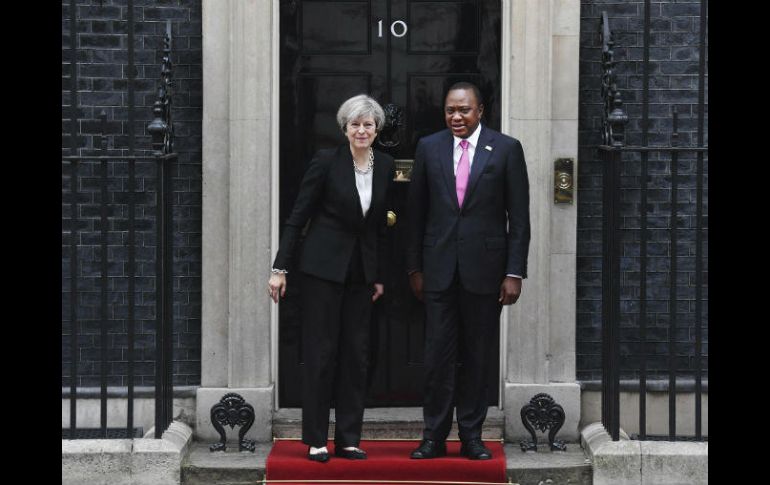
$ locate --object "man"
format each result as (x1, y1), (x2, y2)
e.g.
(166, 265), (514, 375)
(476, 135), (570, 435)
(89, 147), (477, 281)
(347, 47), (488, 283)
(406, 82), (530, 460)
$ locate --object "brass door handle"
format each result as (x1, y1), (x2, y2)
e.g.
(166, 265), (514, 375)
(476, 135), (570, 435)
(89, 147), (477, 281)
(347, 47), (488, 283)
(387, 211), (397, 227)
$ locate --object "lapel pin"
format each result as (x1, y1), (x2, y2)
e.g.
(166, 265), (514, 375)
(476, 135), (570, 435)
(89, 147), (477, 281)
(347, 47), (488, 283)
(485, 145), (493, 151)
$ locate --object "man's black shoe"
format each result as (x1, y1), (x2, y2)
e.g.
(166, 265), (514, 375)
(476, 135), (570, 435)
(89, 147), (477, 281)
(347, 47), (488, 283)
(410, 439), (447, 459)
(334, 447), (367, 460)
(460, 439), (492, 460)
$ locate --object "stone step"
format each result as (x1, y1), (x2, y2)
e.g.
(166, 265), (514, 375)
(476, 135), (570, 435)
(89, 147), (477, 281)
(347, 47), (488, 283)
(505, 444), (593, 485)
(272, 407), (504, 440)
(182, 442), (591, 485)
(182, 442), (270, 485)
(182, 440), (592, 485)
(183, 408), (591, 485)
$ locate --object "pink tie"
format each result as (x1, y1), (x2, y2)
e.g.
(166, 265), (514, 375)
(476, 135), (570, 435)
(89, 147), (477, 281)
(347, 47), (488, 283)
(456, 139), (470, 207)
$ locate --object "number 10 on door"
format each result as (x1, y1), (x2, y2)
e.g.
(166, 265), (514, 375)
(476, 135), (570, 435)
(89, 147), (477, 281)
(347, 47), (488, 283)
(378, 20), (408, 38)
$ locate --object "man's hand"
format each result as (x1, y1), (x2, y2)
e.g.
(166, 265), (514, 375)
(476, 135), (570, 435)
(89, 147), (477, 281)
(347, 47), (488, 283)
(268, 273), (287, 303)
(499, 276), (522, 305)
(409, 271), (424, 301)
(372, 283), (384, 302)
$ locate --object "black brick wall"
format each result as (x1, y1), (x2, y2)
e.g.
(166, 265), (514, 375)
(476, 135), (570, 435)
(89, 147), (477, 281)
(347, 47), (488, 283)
(61, 0), (202, 388)
(577, 0), (708, 381)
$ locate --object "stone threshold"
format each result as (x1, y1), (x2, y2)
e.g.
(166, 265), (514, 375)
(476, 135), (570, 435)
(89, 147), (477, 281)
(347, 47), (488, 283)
(273, 406), (504, 440)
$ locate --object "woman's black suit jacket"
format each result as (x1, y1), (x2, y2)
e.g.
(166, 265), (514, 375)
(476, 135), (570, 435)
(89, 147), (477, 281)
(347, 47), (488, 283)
(273, 144), (395, 284)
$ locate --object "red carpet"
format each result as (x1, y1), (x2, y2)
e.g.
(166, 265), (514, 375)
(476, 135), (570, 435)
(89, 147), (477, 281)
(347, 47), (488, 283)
(266, 440), (507, 484)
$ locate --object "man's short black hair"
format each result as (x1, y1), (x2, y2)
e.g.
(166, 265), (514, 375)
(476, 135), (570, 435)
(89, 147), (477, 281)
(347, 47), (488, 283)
(446, 82), (484, 106)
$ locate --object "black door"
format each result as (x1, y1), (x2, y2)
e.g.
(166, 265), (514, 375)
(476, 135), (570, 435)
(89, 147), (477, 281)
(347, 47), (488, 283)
(278, 0), (501, 407)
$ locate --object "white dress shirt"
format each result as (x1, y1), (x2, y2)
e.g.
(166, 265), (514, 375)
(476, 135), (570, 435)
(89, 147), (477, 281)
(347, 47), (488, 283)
(354, 168), (373, 216)
(452, 123), (483, 175)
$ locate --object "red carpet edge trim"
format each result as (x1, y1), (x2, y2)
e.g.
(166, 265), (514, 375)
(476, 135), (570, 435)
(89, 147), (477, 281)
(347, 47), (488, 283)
(272, 438), (506, 443)
(261, 481), (516, 485)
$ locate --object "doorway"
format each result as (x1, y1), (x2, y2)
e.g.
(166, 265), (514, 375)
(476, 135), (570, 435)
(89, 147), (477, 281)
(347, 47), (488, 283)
(278, 0), (502, 407)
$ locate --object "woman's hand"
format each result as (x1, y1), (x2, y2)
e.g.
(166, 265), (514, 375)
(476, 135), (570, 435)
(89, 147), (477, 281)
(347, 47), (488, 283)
(268, 273), (287, 303)
(372, 283), (384, 302)
(408, 271), (424, 301)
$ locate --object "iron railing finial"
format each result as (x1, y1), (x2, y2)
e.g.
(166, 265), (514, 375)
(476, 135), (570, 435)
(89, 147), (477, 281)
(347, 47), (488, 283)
(600, 12), (628, 147)
(147, 20), (174, 156)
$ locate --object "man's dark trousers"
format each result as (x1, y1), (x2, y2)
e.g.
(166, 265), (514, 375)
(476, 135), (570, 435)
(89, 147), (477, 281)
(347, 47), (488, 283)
(422, 271), (501, 442)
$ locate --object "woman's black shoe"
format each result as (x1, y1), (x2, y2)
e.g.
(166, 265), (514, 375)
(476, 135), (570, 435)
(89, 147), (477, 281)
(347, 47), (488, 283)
(334, 447), (367, 459)
(307, 447), (330, 463)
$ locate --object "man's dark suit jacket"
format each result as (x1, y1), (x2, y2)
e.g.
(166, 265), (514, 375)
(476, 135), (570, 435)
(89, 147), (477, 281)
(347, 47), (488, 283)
(273, 144), (395, 284)
(406, 126), (530, 294)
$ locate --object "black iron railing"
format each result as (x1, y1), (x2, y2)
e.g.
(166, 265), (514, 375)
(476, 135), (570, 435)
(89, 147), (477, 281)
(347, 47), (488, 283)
(62, 3), (176, 440)
(598, 3), (708, 442)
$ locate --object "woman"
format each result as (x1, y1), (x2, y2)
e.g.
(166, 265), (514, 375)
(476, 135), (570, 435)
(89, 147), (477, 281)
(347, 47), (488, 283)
(268, 94), (394, 462)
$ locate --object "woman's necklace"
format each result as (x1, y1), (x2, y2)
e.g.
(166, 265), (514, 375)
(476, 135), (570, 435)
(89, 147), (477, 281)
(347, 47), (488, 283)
(353, 147), (374, 175)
